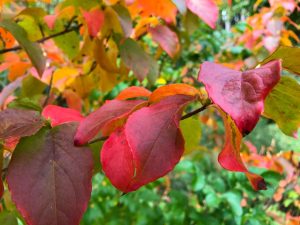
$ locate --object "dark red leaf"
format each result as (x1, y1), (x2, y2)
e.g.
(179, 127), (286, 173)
(101, 95), (194, 192)
(0, 109), (44, 139)
(7, 123), (93, 225)
(198, 60), (281, 135)
(74, 100), (146, 146)
(42, 105), (83, 127)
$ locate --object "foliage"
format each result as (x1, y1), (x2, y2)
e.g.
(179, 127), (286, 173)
(0, 0), (299, 225)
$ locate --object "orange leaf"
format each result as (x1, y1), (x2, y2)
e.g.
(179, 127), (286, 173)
(149, 83), (200, 103)
(8, 61), (31, 81)
(116, 86), (152, 100)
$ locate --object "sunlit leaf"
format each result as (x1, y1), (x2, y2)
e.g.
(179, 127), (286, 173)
(116, 86), (152, 100)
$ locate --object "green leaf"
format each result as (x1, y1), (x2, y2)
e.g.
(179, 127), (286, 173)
(180, 116), (202, 154)
(222, 191), (243, 216)
(21, 75), (47, 97)
(264, 76), (300, 137)
(0, 20), (46, 77)
(261, 46), (300, 75)
(119, 38), (158, 82)
(0, 212), (18, 225)
(52, 20), (80, 59)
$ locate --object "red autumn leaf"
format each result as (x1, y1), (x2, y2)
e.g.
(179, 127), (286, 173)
(186, 0), (218, 29)
(42, 105), (83, 127)
(0, 109), (44, 139)
(82, 8), (105, 38)
(74, 100), (146, 146)
(101, 95), (194, 193)
(198, 60), (281, 135)
(217, 108), (266, 191)
(149, 25), (180, 58)
(7, 123), (93, 225)
(116, 86), (152, 100)
(0, 148), (3, 200)
(149, 83), (200, 103)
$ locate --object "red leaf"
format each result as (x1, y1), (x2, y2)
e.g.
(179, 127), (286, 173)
(74, 100), (146, 146)
(101, 95), (194, 192)
(0, 109), (44, 139)
(149, 25), (180, 58)
(44, 15), (57, 30)
(82, 8), (105, 38)
(198, 60), (281, 135)
(42, 105), (83, 127)
(186, 0), (218, 29)
(217, 108), (266, 191)
(116, 86), (152, 100)
(7, 124), (93, 225)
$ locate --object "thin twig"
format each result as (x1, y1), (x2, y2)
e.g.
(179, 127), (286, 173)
(0, 24), (83, 54)
(43, 72), (54, 107)
(181, 103), (209, 120)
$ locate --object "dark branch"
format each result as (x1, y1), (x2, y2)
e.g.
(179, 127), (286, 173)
(181, 103), (209, 120)
(0, 23), (83, 54)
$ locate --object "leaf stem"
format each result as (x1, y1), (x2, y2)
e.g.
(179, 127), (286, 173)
(0, 23), (83, 54)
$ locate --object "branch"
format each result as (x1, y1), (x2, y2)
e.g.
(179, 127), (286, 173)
(0, 23), (83, 54)
(181, 103), (210, 120)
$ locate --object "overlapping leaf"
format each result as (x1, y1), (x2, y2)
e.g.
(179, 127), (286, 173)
(217, 108), (267, 191)
(116, 86), (152, 100)
(198, 60), (281, 135)
(0, 109), (44, 139)
(74, 100), (147, 146)
(42, 105), (83, 127)
(82, 8), (105, 38)
(7, 124), (93, 225)
(261, 46), (300, 75)
(0, 20), (45, 76)
(264, 76), (300, 137)
(149, 83), (200, 103)
(101, 95), (195, 193)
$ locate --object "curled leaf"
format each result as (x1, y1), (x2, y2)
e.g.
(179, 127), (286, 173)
(198, 60), (281, 135)
(217, 108), (266, 191)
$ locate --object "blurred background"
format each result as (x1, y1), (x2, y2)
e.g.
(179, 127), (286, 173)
(0, 0), (299, 224)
